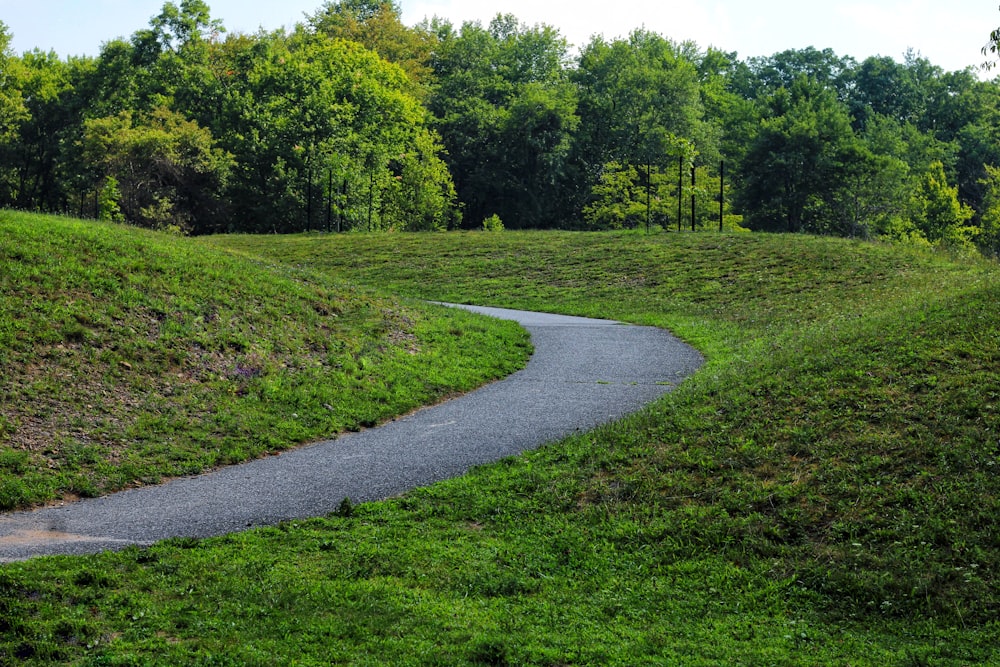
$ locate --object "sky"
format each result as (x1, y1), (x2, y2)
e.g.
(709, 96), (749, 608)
(2, 0), (998, 76)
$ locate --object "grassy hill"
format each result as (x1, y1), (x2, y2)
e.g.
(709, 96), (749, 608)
(212, 231), (1000, 620)
(2, 221), (998, 664)
(0, 212), (530, 509)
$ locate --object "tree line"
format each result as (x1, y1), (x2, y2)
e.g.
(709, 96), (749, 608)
(2, 0), (1000, 253)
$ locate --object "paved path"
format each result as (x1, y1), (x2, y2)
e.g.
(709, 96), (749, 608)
(0, 305), (703, 562)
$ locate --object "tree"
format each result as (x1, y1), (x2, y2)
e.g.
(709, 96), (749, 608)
(575, 31), (706, 167)
(0, 23), (26, 136)
(98, 176), (125, 222)
(983, 14), (1000, 70)
(495, 81), (578, 227)
(847, 56), (923, 129)
(733, 47), (856, 101)
(582, 162), (645, 229)
(824, 144), (910, 239)
(735, 78), (864, 233)
(912, 66), (1000, 215)
(3, 50), (82, 212)
(217, 32), (456, 232)
(909, 160), (976, 247)
(79, 107), (232, 232)
(380, 129), (458, 231)
(978, 164), (1000, 255)
(308, 0), (436, 93)
(130, 0), (224, 83)
(834, 115), (917, 238)
(427, 16), (577, 228)
(0, 23), (29, 205)
(694, 47), (758, 168)
(573, 31), (711, 230)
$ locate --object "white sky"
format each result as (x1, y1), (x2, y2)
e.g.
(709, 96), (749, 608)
(2, 0), (997, 75)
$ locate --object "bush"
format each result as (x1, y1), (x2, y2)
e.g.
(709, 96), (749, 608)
(481, 214), (505, 232)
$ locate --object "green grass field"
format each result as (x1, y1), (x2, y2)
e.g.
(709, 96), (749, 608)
(0, 213), (530, 509)
(2, 217), (999, 664)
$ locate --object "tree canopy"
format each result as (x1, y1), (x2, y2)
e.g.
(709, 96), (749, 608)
(1, 5), (999, 253)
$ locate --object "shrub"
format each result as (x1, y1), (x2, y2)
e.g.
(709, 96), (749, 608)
(481, 214), (504, 232)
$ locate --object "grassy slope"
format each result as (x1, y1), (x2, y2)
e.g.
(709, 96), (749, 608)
(0, 212), (531, 508)
(2, 226), (998, 665)
(211, 232), (1000, 620)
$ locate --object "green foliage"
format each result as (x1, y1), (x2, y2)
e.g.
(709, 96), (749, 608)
(583, 161), (646, 229)
(849, 55), (923, 129)
(308, 0), (436, 93)
(146, 0), (223, 52)
(480, 214), (504, 232)
(0, 47), (80, 214)
(0, 23), (27, 142)
(724, 48), (1000, 247)
(216, 32), (456, 233)
(0, 26), (30, 206)
(97, 176), (123, 222)
(909, 160), (977, 248)
(81, 107), (232, 232)
(426, 15), (579, 228)
(5, 6), (1000, 240)
(0, 3), (458, 234)
(581, 160), (737, 232)
(736, 78), (865, 233)
(381, 128), (459, 231)
(978, 164), (1000, 255)
(572, 31), (712, 229)
(736, 46), (857, 100)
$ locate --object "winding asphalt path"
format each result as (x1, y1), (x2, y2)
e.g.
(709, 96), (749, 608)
(0, 305), (703, 562)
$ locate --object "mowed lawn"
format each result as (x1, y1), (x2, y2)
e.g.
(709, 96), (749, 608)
(0, 221), (997, 665)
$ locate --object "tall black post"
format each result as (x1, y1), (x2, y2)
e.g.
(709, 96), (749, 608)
(326, 169), (333, 232)
(306, 166), (313, 232)
(645, 162), (651, 234)
(691, 165), (696, 232)
(677, 155), (683, 232)
(340, 178), (348, 233)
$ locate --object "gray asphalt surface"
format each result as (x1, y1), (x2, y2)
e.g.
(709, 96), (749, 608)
(0, 304), (703, 562)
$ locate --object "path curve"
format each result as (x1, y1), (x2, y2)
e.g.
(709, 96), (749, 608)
(0, 305), (703, 562)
